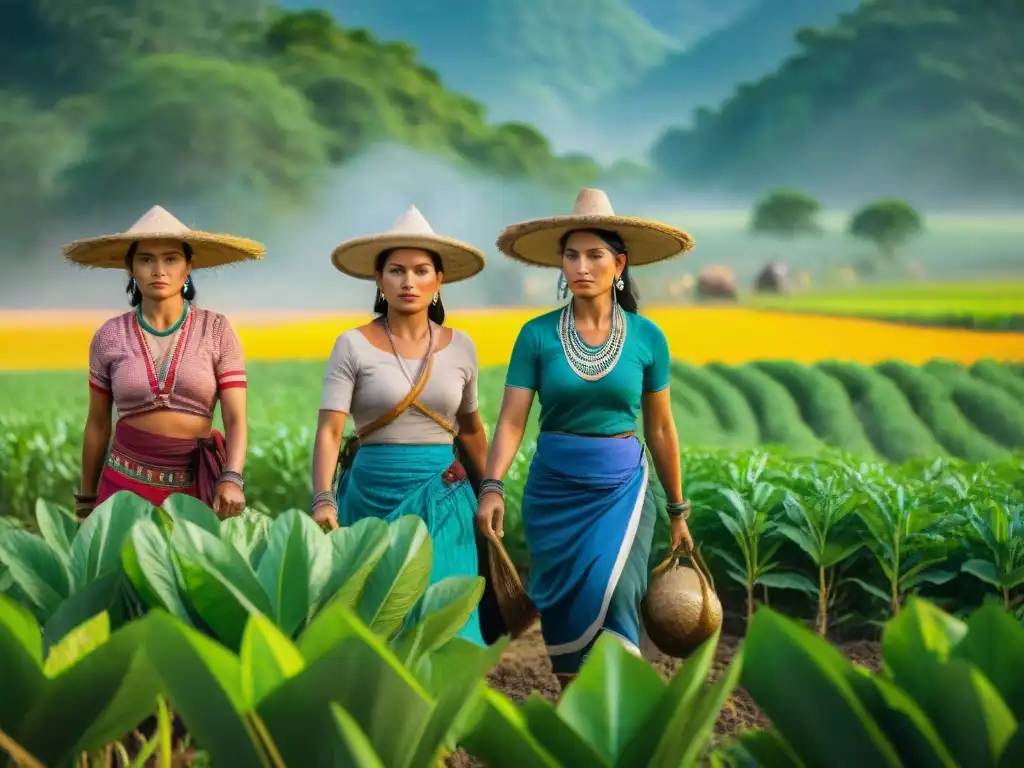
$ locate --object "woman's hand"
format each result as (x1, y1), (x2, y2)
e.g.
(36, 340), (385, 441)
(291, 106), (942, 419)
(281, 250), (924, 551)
(475, 491), (505, 539)
(213, 480), (246, 519)
(313, 502), (339, 531)
(670, 515), (694, 553)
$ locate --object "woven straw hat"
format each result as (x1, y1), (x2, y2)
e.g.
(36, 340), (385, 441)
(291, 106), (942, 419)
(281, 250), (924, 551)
(61, 205), (265, 269)
(497, 188), (695, 268)
(330, 205), (485, 283)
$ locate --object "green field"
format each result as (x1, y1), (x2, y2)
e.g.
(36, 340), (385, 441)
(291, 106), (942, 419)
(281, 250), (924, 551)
(2, 358), (1023, 523)
(617, 212), (1024, 307)
(743, 281), (1024, 329)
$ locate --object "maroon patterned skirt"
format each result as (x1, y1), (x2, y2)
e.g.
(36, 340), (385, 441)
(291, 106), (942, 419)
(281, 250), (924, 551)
(95, 421), (226, 509)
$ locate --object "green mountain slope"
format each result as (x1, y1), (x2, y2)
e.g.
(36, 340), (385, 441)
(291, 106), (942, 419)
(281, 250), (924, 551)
(613, 0), (860, 149)
(288, 0), (678, 140)
(652, 0), (1024, 205)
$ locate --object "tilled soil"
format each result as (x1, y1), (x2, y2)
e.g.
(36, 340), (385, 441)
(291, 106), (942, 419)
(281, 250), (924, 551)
(446, 621), (882, 767)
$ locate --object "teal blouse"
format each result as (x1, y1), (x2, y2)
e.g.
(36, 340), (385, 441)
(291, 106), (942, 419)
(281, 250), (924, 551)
(505, 308), (671, 436)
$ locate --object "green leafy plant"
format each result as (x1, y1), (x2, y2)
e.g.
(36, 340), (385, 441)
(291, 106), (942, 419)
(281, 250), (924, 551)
(736, 597), (1024, 767)
(960, 500), (1024, 610)
(460, 629), (741, 767)
(776, 471), (863, 634)
(0, 595), (160, 766)
(852, 483), (964, 617)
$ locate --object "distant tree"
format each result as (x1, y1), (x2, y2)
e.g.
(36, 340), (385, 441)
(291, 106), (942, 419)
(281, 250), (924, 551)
(750, 189), (823, 239)
(847, 198), (923, 261)
(60, 54), (327, 215)
(0, 92), (71, 250)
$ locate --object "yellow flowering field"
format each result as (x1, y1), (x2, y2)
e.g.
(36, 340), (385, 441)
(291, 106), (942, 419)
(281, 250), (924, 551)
(0, 307), (1021, 372)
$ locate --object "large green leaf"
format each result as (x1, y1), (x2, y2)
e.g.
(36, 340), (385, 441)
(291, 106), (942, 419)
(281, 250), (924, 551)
(15, 611), (160, 764)
(313, 517), (391, 618)
(556, 634), (666, 764)
(258, 605), (433, 767)
(0, 529), (70, 620)
(456, 688), (561, 768)
(330, 703), (386, 768)
(240, 612), (305, 708)
(952, 604), (1024, 720)
(998, 725), (1024, 768)
(393, 575), (485, 666)
(121, 517), (192, 623)
(159, 492), (220, 535)
(220, 510), (272, 568)
(142, 610), (270, 766)
(169, 517), (274, 651)
(357, 515), (433, 640)
(41, 570), (127, 652)
(884, 599), (1016, 767)
(0, 595), (45, 738)
(256, 510), (332, 636)
(522, 694), (608, 765)
(741, 608), (902, 767)
(406, 637), (509, 767)
(69, 490), (153, 587)
(650, 647), (743, 768)
(34, 500), (78, 562)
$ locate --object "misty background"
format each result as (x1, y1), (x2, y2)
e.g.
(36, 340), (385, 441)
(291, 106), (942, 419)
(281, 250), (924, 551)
(1, 0), (1021, 311)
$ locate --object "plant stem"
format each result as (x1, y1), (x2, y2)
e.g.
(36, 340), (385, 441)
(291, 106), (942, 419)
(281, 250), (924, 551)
(746, 579), (755, 628)
(1004, 587), (1011, 610)
(816, 565), (828, 636)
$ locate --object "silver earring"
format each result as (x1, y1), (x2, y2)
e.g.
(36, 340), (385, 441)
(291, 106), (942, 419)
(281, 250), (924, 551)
(432, 292), (439, 305)
(615, 276), (625, 291)
(557, 272), (568, 300)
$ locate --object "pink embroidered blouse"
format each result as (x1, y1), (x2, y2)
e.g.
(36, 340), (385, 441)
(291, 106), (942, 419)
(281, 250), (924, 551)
(88, 307), (247, 419)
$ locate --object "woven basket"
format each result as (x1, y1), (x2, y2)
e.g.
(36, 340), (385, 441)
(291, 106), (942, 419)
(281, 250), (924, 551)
(642, 545), (723, 658)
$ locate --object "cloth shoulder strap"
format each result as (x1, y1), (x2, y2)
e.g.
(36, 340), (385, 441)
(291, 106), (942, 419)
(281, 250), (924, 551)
(356, 352), (452, 439)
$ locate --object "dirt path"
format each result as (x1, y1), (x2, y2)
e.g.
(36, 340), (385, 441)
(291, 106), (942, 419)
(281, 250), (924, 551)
(446, 622), (882, 766)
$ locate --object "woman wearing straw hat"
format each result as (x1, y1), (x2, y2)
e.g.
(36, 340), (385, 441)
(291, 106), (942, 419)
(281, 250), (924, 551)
(476, 188), (697, 689)
(67, 205), (264, 521)
(310, 205), (489, 645)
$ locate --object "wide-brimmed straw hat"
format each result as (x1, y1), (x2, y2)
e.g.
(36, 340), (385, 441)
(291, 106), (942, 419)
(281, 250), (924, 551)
(61, 205), (265, 269)
(497, 188), (695, 268)
(330, 205), (485, 283)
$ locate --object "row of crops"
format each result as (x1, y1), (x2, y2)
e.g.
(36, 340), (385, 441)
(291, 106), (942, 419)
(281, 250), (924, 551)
(1, 491), (1022, 766)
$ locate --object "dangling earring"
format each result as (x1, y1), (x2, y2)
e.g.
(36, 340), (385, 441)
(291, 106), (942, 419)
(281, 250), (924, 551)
(557, 272), (568, 300)
(128, 277), (137, 293)
(182, 275), (192, 296)
(615, 275), (625, 291)
(432, 292), (440, 305)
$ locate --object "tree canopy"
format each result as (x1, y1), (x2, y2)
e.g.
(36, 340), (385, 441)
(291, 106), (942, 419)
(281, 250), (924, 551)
(651, 0), (1024, 206)
(0, 1), (601, 253)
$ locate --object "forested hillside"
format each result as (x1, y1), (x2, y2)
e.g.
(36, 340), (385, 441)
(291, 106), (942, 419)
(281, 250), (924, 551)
(652, 0), (1024, 205)
(286, 0), (679, 142)
(0, 1), (598, 257)
(616, 0), (859, 148)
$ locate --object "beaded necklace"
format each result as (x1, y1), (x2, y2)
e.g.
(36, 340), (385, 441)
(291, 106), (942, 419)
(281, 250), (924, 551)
(558, 296), (626, 382)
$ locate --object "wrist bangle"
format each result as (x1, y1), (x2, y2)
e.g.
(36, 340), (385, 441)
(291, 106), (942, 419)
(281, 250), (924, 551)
(311, 490), (338, 513)
(478, 478), (504, 500)
(666, 499), (691, 520)
(218, 471), (244, 490)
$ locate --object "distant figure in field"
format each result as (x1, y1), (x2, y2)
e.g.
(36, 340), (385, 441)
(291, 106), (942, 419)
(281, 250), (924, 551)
(477, 188), (699, 693)
(309, 206), (489, 646)
(754, 261), (792, 294)
(66, 206), (263, 520)
(697, 265), (738, 299)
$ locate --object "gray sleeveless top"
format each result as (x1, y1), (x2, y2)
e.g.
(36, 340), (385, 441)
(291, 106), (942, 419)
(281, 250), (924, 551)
(319, 327), (479, 445)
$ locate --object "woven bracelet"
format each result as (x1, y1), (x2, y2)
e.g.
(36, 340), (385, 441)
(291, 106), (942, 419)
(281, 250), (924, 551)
(666, 499), (691, 519)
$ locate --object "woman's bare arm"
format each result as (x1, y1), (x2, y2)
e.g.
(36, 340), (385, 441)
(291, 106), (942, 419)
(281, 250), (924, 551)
(455, 410), (488, 490)
(219, 387), (248, 475)
(641, 387), (683, 503)
(80, 387), (113, 495)
(312, 410), (348, 497)
(483, 387), (535, 481)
